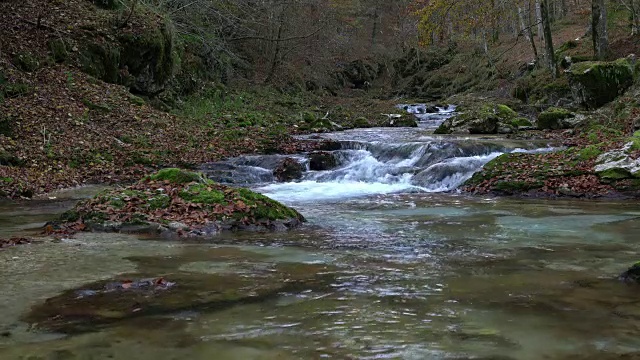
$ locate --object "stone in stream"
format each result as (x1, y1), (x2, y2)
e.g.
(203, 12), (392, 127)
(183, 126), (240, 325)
(619, 262), (640, 284)
(24, 262), (335, 334)
(59, 168), (305, 238)
(273, 157), (305, 182)
(309, 151), (338, 171)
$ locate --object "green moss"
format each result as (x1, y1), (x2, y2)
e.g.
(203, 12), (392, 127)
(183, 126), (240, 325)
(599, 168), (632, 180)
(128, 94), (146, 106)
(60, 210), (80, 222)
(494, 180), (543, 192)
(2, 83), (32, 98)
(79, 43), (121, 83)
(12, 53), (40, 72)
(48, 39), (69, 63)
(577, 144), (603, 161)
(537, 107), (574, 130)
(82, 99), (112, 113)
(235, 188), (300, 220)
(496, 104), (517, 119)
(631, 131), (640, 150)
(353, 117), (370, 128)
(179, 184), (225, 204)
(567, 58), (636, 108)
(511, 117), (533, 127)
(149, 168), (204, 184)
(147, 194), (171, 210)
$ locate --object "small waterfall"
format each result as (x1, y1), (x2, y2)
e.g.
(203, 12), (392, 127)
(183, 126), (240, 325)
(200, 106), (556, 202)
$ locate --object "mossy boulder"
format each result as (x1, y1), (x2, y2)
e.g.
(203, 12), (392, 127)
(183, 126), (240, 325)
(566, 57), (638, 109)
(117, 20), (177, 95)
(594, 144), (640, 181)
(79, 20), (177, 95)
(382, 115), (418, 128)
(352, 117), (372, 128)
(67, 169), (305, 236)
(537, 107), (576, 130)
(434, 103), (518, 134)
(511, 117), (533, 128)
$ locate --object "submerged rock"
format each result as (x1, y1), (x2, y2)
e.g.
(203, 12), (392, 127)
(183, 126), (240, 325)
(566, 57), (638, 109)
(434, 103), (518, 134)
(62, 168), (305, 237)
(24, 262), (334, 334)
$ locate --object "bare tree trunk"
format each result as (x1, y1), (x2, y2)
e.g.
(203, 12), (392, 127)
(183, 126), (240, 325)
(536, 0), (545, 40)
(541, 0), (557, 77)
(518, 4), (539, 60)
(371, 5), (379, 49)
(592, 0), (608, 60)
(265, 6), (286, 83)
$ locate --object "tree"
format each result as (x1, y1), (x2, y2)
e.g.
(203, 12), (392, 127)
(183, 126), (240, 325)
(540, 0), (557, 77)
(592, 0), (609, 60)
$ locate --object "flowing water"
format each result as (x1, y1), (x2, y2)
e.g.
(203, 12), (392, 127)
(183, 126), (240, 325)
(1, 108), (640, 360)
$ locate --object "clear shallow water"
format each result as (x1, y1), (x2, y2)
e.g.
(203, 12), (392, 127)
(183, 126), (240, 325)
(1, 192), (640, 360)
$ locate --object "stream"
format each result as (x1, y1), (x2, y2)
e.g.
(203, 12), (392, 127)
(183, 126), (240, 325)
(1, 107), (640, 359)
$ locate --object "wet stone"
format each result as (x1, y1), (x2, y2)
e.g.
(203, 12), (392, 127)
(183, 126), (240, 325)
(24, 263), (335, 334)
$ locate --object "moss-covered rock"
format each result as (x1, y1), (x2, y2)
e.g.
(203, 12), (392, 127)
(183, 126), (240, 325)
(48, 39), (69, 63)
(511, 117), (533, 128)
(434, 103), (518, 134)
(79, 42), (121, 83)
(382, 116), (418, 128)
(537, 107), (576, 130)
(68, 169), (305, 236)
(594, 144), (640, 180)
(79, 19), (177, 95)
(117, 19), (177, 95)
(566, 57), (638, 109)
(352, 117), (372, 128)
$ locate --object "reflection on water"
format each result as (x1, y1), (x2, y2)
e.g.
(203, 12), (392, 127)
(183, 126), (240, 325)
(1, 191), (640, 360)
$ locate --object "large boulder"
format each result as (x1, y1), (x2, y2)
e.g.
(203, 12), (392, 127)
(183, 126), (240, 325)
(273, 158), (305, 182)
(434, 103), (518, 134)
(79, 20), (177, 95)
(61, 168), (305, 236)
(537, 107), (586, 130)
(594, 142), (640, 180)
(309, 152), (338, 171)
(566, 57), (638, 109)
